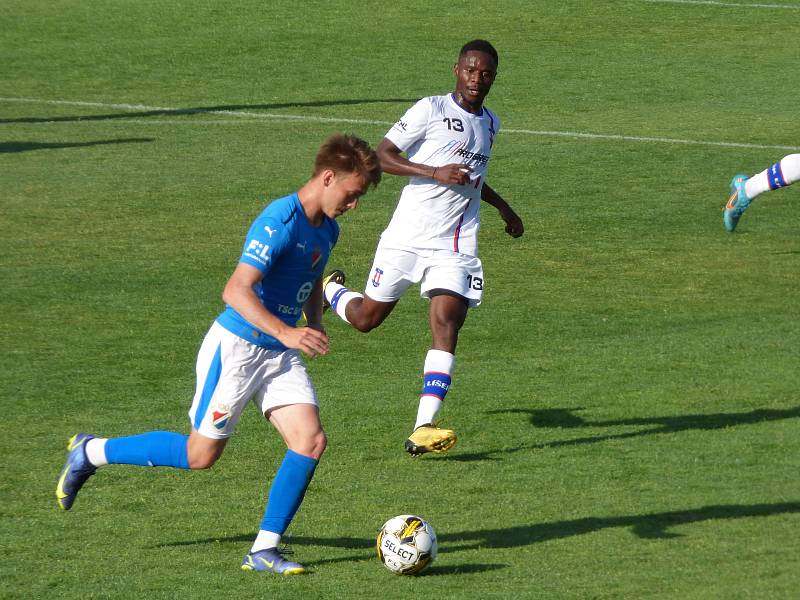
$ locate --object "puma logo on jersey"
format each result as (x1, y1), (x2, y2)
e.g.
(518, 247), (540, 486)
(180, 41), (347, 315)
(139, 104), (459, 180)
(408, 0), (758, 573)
(264, 226), (276, 237)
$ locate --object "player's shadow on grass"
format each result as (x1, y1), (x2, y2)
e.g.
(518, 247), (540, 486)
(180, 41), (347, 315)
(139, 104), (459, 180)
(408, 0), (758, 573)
(157, 533), (372, 550)
(439, 501), (800, 551)
(416, 563), (508, 576)
(449, 405), (800, 462)
(156, 533), (506, 573)
(155, 501), (800, 570)
(0, 98), (416, 124)
(0, 138), (154, 153)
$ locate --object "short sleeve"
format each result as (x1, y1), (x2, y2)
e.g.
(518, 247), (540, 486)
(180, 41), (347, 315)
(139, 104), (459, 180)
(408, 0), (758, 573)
(384, 98), (432, 152)
(239, 216), (292, 273)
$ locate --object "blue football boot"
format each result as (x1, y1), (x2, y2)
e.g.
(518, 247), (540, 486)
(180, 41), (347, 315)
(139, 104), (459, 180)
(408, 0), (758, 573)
(241, 548), (307, 575)
(56, 433), (97, 510)
(723, 174), (751, 232)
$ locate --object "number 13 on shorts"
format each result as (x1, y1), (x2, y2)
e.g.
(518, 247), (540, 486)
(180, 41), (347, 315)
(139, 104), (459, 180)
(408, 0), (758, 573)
(466, 274), (483, 291)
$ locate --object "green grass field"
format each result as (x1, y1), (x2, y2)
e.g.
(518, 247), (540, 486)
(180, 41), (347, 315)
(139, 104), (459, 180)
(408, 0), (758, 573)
(2, 1), (799, 598)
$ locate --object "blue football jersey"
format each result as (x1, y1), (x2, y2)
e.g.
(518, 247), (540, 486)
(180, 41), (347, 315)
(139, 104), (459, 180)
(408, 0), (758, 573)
(216, 192), (339, 350)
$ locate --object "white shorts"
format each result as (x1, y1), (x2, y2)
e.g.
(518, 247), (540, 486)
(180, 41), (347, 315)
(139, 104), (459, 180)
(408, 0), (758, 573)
(188, 322), (318, 440)
(364, 244), (484, 308)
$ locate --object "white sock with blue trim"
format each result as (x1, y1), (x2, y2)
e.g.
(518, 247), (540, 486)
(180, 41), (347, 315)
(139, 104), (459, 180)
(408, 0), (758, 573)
(745, 153), (800, 200)
(325, 282), (362, 324)
(414, 349), (455, 429)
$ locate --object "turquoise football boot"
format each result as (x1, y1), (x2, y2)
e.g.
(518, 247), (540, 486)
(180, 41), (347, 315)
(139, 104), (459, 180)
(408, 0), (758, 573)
(723, 174), (751, 232)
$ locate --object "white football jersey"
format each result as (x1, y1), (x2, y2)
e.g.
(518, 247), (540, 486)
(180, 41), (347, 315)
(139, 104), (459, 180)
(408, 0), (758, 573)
(380, 94), (499, 257)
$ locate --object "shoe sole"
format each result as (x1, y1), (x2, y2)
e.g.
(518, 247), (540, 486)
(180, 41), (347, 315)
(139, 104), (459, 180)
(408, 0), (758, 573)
(241, 564), (307, 575)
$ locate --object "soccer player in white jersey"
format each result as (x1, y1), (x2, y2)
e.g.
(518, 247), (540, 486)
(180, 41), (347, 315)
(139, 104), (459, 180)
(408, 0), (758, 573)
(724, 153), (800, 232)
(323, 40), (524, 456)
(55, 134), (381, 574)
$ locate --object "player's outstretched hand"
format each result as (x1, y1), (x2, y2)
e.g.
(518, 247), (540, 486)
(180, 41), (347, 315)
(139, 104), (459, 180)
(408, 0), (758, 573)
(280, 326), (330, 358)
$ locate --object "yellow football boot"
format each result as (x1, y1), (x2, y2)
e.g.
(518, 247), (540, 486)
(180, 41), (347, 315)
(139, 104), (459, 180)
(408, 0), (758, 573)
(404, 424), (457, 456)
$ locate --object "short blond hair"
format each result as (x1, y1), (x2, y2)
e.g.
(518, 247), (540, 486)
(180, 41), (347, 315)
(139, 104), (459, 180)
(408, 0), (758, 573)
(314, 134), (382, 188)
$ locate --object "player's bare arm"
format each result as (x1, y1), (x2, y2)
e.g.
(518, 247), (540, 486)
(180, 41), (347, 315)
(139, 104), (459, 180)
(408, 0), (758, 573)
(377, 139), (471, 186)
(302, 276), (325, 332)
(481, 182), (524, 238)
(223, 262), (329, 357)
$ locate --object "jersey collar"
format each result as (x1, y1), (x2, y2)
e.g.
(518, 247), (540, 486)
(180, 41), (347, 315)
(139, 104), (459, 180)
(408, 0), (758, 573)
(449, 93), (484, 117)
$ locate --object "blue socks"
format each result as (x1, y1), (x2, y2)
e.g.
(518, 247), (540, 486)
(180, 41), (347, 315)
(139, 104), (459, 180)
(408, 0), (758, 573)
(103, 435), (318, 537)
(105, 431), (189, 469)
(260, 449), (318, 535)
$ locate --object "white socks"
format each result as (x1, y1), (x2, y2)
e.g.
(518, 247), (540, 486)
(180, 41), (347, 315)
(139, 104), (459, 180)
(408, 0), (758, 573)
(324, 282), (362, 325)
(251, 530), (281, 553)
(415, 396), (444, 430)
(745, 153), (800, 200)
(415, 350), (455, 429)
(85, 437), (108, 467)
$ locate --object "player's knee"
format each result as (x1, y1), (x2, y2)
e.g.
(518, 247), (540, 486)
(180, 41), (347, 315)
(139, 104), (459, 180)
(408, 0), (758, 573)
(350, 309), (386, 333)
(187, 448), (222, 470)
(292, 430), (327, 460)
(351, 316), (379, 333)
(307, 430), (327, 460)
(312, 430), (327, 460)
(188, 456), (215, 470)
(433, 316), (464, 338)
(430, 317), (464, 352)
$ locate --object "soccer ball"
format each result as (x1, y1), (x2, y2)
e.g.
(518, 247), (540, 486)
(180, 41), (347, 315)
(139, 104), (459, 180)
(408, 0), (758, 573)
(376, 514), (438, 575)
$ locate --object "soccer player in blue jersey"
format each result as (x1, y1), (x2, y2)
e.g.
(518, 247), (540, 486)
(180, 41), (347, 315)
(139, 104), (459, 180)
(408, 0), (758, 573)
(55, 133), (381, 574)
(323, 40), (524, 456)
(724, 153), (800, 232)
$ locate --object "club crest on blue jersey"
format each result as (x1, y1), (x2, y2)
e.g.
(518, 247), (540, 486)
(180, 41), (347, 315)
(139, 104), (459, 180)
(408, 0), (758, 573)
(371, 267), (384, 288)
(311, 247), (322, 269)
